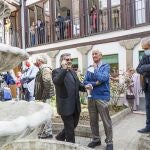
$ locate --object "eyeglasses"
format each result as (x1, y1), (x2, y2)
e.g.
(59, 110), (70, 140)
(65, 58), (73, 61)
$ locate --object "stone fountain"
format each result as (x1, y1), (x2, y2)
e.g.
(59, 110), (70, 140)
(0, 43), (52, 146)
(0, 45), (92, 150)
(0, 44), (91, 150)
(0, 3), (92, 149)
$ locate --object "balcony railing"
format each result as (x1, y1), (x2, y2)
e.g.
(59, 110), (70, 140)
(26, 7), (123, 48)
(26, 0), (150, 48)
(3, 0), (149, 48)
(0, 28), (22, 48)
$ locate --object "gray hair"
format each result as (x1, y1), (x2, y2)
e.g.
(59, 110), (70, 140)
(59, 53), (71, 64)
(141, 37), (150, 49)
(36, 55), (47, 64)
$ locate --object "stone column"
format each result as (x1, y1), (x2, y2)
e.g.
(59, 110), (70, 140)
(77, 45), (93, 73)
(119, 38), (140, 69)
(47, 50), (60, 69)
(21, 0), (26, 49)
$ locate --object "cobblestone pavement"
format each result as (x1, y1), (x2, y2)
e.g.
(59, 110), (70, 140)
(75, 113), (145, 150)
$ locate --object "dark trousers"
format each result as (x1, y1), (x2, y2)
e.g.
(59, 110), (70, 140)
(145, 91), (150, 129)
(57, 109), (80, 143)
(24, 88), (34, 101)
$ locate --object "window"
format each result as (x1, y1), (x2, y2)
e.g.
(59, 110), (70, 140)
(0, 21), (3, 43)
(44, 1), (51, 43)
(72, 58), (78, 71)
(111, 0), (121, 29)
(72, 0), (80, 37)
(99, 0), (108, 31)
(102, 54), (119, 77)
(36, 6), (43, 21)
(55, 0), (72, 40)
(44, 0), (50, 16)
(139, 51), (144, 61)
(135, 0), (146, 24)
(28, 7), (35, 26)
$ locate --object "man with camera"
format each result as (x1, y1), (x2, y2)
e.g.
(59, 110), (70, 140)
(52, 53), (86, 143)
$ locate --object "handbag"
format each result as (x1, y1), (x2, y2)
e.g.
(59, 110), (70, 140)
(126, 87), (135, 99)
(3, 87), (12, 101)
(126, 93), (135, 99)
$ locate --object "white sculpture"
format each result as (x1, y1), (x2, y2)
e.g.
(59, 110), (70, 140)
(0, 1), (11, 20)
(0, 101), (52, 147)
(0, 44), (29, 72)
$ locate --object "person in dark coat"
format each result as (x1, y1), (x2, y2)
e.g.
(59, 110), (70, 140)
(55, 13), (65, 40)
(136, 37), (150, 133)
(52, 53), (86, 143)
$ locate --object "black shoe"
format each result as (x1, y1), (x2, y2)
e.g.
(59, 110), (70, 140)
(138, 128), (150, 133)
(55, 135), (65, 141)
(38, 134), (53, 139)
(87, 140), (101, 148)
(106, 144), (113, 150)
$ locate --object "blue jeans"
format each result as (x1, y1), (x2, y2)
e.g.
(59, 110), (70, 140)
(30, 34), (35, 46)
(145, 91), (150, 129)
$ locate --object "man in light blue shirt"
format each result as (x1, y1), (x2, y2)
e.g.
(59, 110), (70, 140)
(84, 50), (113, 150)
(21, 60), (39, 101)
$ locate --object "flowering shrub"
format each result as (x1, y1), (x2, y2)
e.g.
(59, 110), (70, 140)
(109, 72), (132, 112)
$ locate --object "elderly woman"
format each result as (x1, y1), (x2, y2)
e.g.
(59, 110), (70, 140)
(126, 68), (141, 111)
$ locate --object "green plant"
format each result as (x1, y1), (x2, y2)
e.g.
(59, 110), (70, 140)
(110, 79), (125, 112)
(110, 73), (130, 112)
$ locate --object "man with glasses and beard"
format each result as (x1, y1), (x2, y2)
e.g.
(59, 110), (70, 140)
(52, 53), (86, 143)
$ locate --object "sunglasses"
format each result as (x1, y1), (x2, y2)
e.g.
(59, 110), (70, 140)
(65, 58), (73, 61)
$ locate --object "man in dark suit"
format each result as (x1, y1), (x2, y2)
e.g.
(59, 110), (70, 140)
(52, 53), (85, 143)
(136, 37), (150, 133)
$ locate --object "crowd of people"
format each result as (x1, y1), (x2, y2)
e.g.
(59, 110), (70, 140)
(1, 37), (150, 150)
(29, 10), (72, 46)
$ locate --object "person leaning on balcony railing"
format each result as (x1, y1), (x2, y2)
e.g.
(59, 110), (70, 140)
(64, 9), (71, 39)
(136, 37), (150, 133)
(89, 5), (98, 33)
(84, 50), (113, 150)
(55, 13), (65, 40)
(30, 22), (36, 46)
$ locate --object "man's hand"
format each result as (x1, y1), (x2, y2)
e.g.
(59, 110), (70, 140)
(93, 63), (97, 69)
(85, 84), (93, 90)
(96, 81), (100, 85)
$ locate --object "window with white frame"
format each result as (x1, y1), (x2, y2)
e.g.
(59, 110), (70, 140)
(135, 0), (146, 24)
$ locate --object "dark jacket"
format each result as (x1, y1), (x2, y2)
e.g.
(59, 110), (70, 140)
(52, 68), (85, 116)
(4, 72), (15, 85)
(136, 54), (150, 92)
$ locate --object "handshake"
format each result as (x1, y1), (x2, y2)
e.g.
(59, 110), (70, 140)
(85, 81), (100, 98)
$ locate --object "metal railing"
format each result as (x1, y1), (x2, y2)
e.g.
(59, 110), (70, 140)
(2, 1), (149, 48)
(0, 28), (22, 47)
